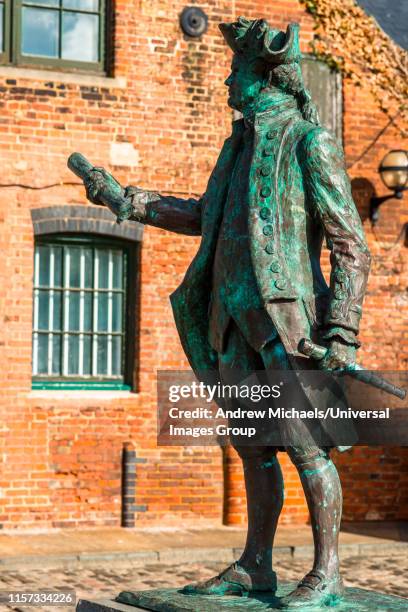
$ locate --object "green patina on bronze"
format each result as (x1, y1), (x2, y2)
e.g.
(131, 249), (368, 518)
(129, 21), (370, 378)
(116, 585), (408, 611)
(69, 16), (375, 612)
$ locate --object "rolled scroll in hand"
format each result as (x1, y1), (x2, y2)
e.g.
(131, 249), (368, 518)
(67, 152), (134, 224)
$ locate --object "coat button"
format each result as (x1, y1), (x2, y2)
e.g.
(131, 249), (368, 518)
(260, 207), (271, 219)
(260, 165), (272, 176)
(265, 241), (275, 254)
(263, 224), (273, 236)
(266, 130), (275, 140)
(275, 279), (287, 290)
(269, 259), (281, 273)
(260, 186), (271, 197)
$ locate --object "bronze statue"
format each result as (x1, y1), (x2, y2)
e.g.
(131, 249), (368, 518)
(69, 18), (373, 609)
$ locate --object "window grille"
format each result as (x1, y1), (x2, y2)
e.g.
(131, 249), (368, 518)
(32, 235), (131, 390)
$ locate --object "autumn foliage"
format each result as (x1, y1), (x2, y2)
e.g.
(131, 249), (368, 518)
(301, 0), (407, 128)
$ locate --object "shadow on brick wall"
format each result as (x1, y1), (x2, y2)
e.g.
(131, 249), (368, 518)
(351, 177), (375, 222)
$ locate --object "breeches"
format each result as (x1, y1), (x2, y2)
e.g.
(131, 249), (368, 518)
(218, 318), (331, 460)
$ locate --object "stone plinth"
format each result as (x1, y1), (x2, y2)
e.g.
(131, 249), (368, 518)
(77, 583), (407, 611)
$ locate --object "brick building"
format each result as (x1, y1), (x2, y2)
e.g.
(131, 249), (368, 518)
(0, 0), (406, 530)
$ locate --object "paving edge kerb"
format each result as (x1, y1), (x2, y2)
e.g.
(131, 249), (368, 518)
(0, 542), (407, 570)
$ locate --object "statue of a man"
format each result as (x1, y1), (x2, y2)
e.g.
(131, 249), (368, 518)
(80, 18), (371, 609)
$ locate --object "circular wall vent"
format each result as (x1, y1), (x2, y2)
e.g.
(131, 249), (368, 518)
(180, 7), (208, 38)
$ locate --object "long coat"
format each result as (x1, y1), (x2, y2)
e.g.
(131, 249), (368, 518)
(142, 108), (371, 378)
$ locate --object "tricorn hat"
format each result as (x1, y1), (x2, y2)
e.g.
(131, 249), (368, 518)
(219, 17), (301, 65)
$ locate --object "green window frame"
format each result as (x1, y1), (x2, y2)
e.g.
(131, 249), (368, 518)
(0, 0), (108, 73)
(32, 234), (138, 391)
(0, 0), (10, 64)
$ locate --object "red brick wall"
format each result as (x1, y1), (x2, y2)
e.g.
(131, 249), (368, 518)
(0, 0), (406, 530)
(335, 77), (408, 522)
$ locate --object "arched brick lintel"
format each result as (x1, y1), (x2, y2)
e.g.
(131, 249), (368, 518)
(31, 205), (144, 242)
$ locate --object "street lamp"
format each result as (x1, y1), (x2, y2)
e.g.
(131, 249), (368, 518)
(370, 150), (408, 224)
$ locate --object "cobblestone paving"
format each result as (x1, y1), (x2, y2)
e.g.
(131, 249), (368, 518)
(1, 554), (406, 610)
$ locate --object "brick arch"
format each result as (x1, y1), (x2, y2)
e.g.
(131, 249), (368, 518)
(31, 205), (144, 242)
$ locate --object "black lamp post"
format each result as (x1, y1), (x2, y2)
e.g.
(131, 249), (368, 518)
(370, 149), (408, 224)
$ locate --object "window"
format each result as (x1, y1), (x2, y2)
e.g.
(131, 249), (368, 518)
(301, 56), (342, 141)
(32, 235), (137, 390)
(0, 0), (107, 72)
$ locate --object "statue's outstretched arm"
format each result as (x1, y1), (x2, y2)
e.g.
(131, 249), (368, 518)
(67, 152), (202, 236)
(125, 186), (203, 236)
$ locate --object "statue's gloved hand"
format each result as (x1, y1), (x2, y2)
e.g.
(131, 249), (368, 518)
(84, 167), (112, 205)
(124, 186), (161, 223)
(318, 339), (356, 372)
